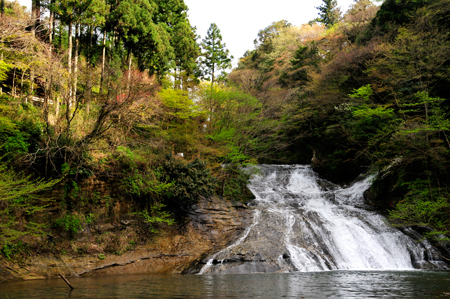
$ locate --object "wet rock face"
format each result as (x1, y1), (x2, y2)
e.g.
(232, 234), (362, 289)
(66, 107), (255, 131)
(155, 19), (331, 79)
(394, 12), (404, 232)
(194, 165), (450, 275)
(190, 208), (291, 275)
(188, 196), (253, 245)
(181, 197), (254, 274)
(215, 213), (286, 274)
(204, 242), (283, 275)
(0, 196), (253, 281)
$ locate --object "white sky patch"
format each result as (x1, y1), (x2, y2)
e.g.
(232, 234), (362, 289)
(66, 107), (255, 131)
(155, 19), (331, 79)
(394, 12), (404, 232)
(185, 0), (356, 66)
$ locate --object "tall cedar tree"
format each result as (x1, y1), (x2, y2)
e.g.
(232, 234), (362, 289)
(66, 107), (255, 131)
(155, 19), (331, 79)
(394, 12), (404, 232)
(200, 23), (232, 120)
(315, 0), (341, 28)
(200, 23), (232, 87)
(153, 0), (199, 76)
(110, 0), (159, 74)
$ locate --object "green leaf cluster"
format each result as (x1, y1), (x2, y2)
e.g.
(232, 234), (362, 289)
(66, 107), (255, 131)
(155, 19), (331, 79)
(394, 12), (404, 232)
(389, 179), (450, 238)
(0, 162), (59, 246)
(163, 155), (217, 208)
(54, 214), (83, 236)
(139, 203), (175, 233)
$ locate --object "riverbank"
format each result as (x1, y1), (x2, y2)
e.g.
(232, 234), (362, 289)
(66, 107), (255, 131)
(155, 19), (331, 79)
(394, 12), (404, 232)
(0, 196), (253, 281)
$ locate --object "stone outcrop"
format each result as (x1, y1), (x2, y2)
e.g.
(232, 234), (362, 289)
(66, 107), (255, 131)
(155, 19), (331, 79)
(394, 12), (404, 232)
(0, 196), (253, 281)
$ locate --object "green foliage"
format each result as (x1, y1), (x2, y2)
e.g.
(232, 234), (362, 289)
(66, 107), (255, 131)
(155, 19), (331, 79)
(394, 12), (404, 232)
(159, 88), (203, 121)
(401, 92), (449, 125)
(120, 167), (173, 199)
(278, 0), (450, 240)
(199, 23), (233, 85)
(0, 162), (59, 246)
(349, 84), (373, 102)
(163, 155), (217, 208)
(139, 203), (175, 233)
(0, 97), (43, 157)
(201, 85), (279, 163)
(314, 0), (341, 28)
(0, 60), (12, 83)
(0, 0), (276, 249)
(220, 164), (256, 202)
(389, 179), (450, 238)
(1, 241), (29, 260)
(169, 14), (201, 76)
(54, 214), (83, 236)
(346, 85), (397, 146)
(114, 146), (173, 200)
(285, 43), (321, 87)
(85, 213), (96, 225)
(0, 116), (30, 155)
(367, 0), (431, 37)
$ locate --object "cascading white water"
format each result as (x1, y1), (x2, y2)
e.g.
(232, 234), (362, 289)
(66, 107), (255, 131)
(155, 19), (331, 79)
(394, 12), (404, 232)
(199, 165), (448, 274)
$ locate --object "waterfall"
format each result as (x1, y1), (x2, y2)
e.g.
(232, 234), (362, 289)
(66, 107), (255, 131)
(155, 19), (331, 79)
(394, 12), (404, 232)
(199, 165), (448, 274)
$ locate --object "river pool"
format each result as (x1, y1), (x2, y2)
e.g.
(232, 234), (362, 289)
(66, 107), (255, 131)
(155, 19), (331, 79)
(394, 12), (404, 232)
(1, 270), (450, 298)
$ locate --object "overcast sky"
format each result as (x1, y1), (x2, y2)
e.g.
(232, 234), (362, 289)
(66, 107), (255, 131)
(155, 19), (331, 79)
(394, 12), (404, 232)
(18, 0), (356, 65)
(184, 0), (356, 65)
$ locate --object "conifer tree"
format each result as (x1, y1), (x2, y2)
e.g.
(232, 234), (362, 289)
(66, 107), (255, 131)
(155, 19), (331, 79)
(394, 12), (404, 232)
(199, 23), (233, 122)
(200, 23), (232, 89)
(315, 0), (341, 28)
(171, 19), (200, 89)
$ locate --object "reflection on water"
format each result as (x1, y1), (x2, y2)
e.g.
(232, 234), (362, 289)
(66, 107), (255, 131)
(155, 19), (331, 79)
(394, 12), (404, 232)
(1, 271), (450, 298)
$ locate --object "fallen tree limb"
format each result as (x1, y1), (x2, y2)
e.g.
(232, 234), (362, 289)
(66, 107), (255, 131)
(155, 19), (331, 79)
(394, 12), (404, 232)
(59, 273), (74, 290)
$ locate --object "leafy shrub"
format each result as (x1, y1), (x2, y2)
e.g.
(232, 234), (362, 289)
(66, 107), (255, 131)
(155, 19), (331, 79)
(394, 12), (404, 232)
(139, 203), (175, 233)
(0, 116), (30, 155)
(55, 214), (83, 236)
(163, 155), (217, 208)
(0, 96), (43, 157)
(389, 179), (450, 238)
(120, 168), (173, 199)
(0, 162), (58, 246)
(220, 164), (255, 203)
(1, 241), (30, 260)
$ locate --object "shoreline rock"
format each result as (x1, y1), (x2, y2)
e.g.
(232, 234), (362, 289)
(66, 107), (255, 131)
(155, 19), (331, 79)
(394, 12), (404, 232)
(0, 196), (253, 281)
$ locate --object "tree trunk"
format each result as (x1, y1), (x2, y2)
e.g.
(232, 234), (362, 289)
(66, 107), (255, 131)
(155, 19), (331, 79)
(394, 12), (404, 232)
(45, 10), (54, 126)
(209, 65), (215, 129)
(20, 69), (25, 100)
(49, 10), (53, 45)
(87, 26), (93, 117)
(51, 0), (55, 42)
(175, 68), (179, 90)
(59, 21), (63, 49)
(55, 95), (60, 118)
(33, 0), (41, 25)
(182, 72), (189, 91)
(29, 67), (34, 97)
(68, 20), (72, 106)
(100, 28), (106, 95)
(31, 0), (37, 37)
(127, 49), (132, 90)
(73, 22), (79, 104)
(12, 68), (16, 98)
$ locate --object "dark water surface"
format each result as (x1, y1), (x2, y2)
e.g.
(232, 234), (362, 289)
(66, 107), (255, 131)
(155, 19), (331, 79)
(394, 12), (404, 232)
(2, 271), (450, 298)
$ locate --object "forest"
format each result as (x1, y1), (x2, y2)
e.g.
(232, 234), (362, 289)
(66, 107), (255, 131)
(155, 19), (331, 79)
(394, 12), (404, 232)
(0, 0), (449, 259)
